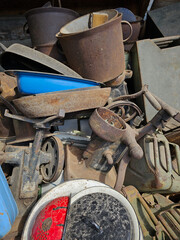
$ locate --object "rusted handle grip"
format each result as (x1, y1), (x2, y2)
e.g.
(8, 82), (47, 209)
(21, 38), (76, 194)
(129, 141), (143, 160)
(144, 90), (162, 111)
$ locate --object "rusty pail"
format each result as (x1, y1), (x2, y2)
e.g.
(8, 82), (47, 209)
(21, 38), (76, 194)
(56, 10), (132, 83)
(25, 7), (79, 47)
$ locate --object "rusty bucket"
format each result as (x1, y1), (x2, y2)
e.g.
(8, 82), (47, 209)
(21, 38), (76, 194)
(56, 10), (132, 83)
(25, 7), (79, 47)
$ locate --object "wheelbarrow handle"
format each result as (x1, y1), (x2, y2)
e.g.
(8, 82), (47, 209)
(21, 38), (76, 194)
(144, 90), (162, 111)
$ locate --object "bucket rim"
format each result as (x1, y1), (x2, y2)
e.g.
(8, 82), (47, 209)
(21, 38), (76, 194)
(25, 7), (79, 18)
(56, 9), (122, 38)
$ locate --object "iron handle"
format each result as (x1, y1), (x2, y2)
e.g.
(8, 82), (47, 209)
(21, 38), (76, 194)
(122, 20), (133, 42)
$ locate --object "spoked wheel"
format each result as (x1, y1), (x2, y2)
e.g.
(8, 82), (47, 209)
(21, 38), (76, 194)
(40, 136), (64, 183)
(106, 100), (143, 124)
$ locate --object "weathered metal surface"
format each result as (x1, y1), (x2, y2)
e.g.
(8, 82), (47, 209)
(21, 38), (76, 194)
(106, 100), (143, 126)
(122, 16), (143, 51)
(132, 36), (180, 131)
(147, 2), (180, 38)
(0, 72), (17, 100)
(13, 87), (111, 118)
(57, 11), (127, 82)
(89, 107), (126, 142)
(105, 69), (133, 87)
(109, 81), (128, 100)
(86, 88), (180, 191)
(166, 128), (180, 146)
(64, 145), (117, 188)
(0, 72), (17, 138)
(122, 186), (168, 240)
(0, 105), (15, 138)
(4, 108), (65, 128)
(1, 114), (66, 236)
(25, 6), (79, 47)
(1, 144), (50, 239)
(157, 204), (180, 240)
(83, 135), (124, 172)
(35, 42), (66, 63)
(0, 43), (82, 78)
(145, 193), (180, 240)
(3, 110), (65, 199)
(12, 120), (36, 142)
(41, 136), (64, 183)
(89, 107), (143, 159)
(125, 133), (180, 193)
(142, 193), (180, 239)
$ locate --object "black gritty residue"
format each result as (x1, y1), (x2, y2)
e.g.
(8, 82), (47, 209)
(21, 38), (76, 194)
(65, 193), (133, 240)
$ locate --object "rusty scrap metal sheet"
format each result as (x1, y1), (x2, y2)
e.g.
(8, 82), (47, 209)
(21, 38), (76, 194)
(13, 87), (111, 118)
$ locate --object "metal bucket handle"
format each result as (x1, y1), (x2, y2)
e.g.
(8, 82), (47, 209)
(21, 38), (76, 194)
(121, 20), (133, 42)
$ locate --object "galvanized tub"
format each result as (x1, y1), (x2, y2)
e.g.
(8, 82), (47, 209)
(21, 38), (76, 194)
(13, 87), (111, 118)
(56, 10), (132, 83)
(25, 7), (79, 47)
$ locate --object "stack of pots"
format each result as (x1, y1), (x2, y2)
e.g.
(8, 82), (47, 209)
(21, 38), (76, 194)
(25, 6), (79, 62)
(56, 9), (133, 86)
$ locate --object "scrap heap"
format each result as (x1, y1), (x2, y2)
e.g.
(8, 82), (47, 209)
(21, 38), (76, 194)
(0, 1), (179, 239)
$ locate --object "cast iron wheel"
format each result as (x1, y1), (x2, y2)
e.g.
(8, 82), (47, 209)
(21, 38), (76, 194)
(40, 136), (64, 183)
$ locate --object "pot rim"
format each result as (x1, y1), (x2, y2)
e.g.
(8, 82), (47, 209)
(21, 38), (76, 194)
(57, 9), (120, 37)
(25, 7), (79, 18)
(96, 107), (127, 131)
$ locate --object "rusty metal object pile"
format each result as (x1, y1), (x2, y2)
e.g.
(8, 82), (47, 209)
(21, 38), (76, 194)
(0, 2), (180, 240)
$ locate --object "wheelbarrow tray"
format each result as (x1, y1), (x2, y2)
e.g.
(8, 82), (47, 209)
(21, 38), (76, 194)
(13, 87), (111, 118)
(7, 70), (100, 94)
